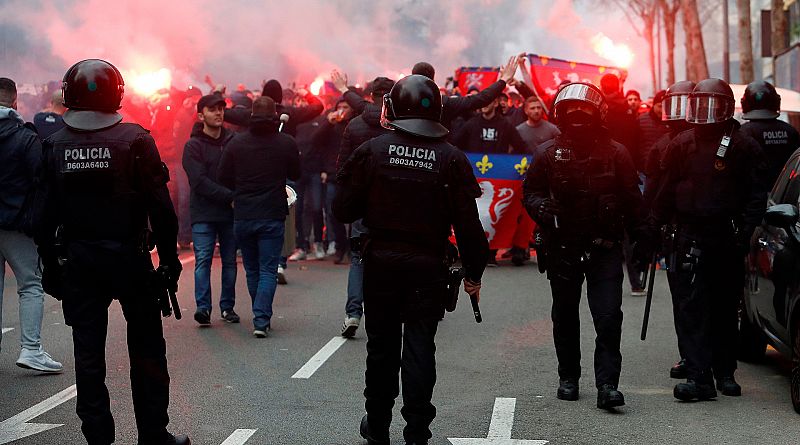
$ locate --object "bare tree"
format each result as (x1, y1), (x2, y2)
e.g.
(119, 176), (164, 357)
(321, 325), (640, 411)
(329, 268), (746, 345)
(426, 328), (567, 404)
(772, 0), (788, 56)
(612, 0), (659, 93)
(658, 0), (681, 86)
(737, 0), (754, 83)
(681, 0), (710, 81)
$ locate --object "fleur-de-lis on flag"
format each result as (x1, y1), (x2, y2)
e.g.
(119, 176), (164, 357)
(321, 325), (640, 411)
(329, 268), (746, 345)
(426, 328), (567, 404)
(476, 155), (493, 174)
(515, 157), (530, 176)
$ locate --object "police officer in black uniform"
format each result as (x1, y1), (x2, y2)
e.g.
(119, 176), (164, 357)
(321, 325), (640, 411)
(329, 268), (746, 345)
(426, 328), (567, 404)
(333, 74), (488, 445)
(35, 59), (189, 445)
(652, 78), (769, 401)
(739, 80), (800, 188)
(643, 80), (695, 380)
(522, 82), (645, 410)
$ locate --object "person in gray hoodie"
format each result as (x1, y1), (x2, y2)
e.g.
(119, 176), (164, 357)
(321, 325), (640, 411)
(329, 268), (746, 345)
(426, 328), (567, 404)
(0, 77), (63, 372)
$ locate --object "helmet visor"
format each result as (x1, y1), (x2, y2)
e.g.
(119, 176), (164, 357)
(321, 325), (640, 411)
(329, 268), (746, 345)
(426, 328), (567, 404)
(554, 83), (605, 110)
(686, 95), (733, 124)
(662, 94), (690, 121)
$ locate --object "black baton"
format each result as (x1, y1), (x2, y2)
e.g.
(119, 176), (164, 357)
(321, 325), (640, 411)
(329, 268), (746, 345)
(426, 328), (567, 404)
(640, 252), (658, 340)
(470, 294), (482, 323)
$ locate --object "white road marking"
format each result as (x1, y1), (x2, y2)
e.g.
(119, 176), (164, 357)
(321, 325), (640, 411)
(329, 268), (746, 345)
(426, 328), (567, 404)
(448, 397), (548, 445)
(487, 398), (515, 439)
(1, 328), (13, 335)
(291, 337), (347, 379)
(0, 385), (77, 444)
(220, 429), (257, 445)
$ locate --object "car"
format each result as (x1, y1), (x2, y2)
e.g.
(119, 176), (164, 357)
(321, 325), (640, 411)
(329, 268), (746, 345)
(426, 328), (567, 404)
(742, 147), (800, 414)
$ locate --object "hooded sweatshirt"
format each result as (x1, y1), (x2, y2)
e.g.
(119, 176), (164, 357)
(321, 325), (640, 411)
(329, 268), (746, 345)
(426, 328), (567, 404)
(0, 107), (42, 232)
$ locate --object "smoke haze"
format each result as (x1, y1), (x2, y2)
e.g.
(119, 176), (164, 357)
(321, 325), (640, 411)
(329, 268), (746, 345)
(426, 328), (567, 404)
(1, 0), (654, 94)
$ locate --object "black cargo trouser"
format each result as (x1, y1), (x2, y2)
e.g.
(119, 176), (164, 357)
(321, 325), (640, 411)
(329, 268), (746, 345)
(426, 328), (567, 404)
(362, 241), (447, 444)
(547, 245), (625, 388)
(62, 294), (170, 445)
(669, 238), (741, 383)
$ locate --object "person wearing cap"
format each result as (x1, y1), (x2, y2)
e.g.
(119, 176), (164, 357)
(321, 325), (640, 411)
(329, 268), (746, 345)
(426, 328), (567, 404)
(182, 94), (238, 326)
(35, 59), (189, 444)
(651, 78), (769, 401)
(334, 74), (488, 445)
(739, 80), (800, 188)
(218, 96), (300, 338)
(523, 81), (646, 410)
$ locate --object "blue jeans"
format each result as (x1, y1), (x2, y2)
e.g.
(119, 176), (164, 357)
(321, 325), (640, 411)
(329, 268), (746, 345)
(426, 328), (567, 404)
(345, 251), (364, 318)
(234, 219), (285, 329)
(192, 222), (237, 313)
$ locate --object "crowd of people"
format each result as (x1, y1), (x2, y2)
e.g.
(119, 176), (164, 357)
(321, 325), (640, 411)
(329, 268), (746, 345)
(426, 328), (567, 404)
(2, 51), (798, 445)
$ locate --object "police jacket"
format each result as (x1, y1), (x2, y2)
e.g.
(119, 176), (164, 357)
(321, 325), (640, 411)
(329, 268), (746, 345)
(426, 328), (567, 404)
(633, 109), (669, 172)
(223, 94), (324, 137)
(333, 131), (489, 283)
(218, 115), (301, 221)
(0, 108), (41, 233)
(652, 120), (769, 239)
(37, 122), (179, 298)
(523, 128), (644, 246)
(740, 119), (800, 189)
(341, 79), (507, 131)
(182, 125), (235, 224)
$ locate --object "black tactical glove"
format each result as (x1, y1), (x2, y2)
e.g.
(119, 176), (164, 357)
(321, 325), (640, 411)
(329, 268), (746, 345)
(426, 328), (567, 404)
(157, 261), (182, 290)
(537, 198), (561, 229)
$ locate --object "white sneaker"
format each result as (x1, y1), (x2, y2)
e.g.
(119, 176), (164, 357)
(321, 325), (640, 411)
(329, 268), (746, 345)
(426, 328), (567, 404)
(16, 348), (63, 373)
(288, 248), (307, 261)
(326, 241), (337, 256)
(341, 317), (361, 338)
(312, 242), (325, 260)
(277, 266), (287, 285)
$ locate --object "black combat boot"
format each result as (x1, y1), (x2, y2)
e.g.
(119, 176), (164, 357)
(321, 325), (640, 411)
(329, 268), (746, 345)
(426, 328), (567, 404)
(141, 433), (190, 445)
(715, 375), (742, 396)
(360, 415), (389, 445)
(670, 359), (687, 379)
(556, 378), (579, 401)
(597, 384), (625, 409)
(674, 380), (717, 401)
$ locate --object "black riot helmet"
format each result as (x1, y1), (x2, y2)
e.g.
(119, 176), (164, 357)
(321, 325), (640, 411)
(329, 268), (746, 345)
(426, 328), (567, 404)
(661, 80), (696, 121)
(62, 59), (125, 131)
(741, 80), (781, 120)
(552, 82), (607, 129)
(380, 74), (448, 138)
(686, 78), (735, 125)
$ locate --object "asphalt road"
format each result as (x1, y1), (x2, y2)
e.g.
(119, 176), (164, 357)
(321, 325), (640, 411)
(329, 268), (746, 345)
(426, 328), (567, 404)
(1, 252), (798, 445)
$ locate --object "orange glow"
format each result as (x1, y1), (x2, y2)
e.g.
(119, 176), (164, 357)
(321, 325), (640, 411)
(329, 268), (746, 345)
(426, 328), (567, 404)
(590, 33), (634, 69)
(125, 68), (172, 98)
(310, 77), (325, 95)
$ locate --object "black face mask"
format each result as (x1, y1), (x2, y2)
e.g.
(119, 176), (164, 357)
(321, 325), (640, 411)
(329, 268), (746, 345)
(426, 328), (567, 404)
(563, 110), (595, 129)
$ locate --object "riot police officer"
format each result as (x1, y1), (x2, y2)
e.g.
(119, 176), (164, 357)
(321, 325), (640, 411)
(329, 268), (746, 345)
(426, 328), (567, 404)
(35, 59), (189, 445)
(652, 78), (769, 401)
(642, 80), (695, 380)
(522, 82), (645, 410)
(739, 80), (800, 188)
(333, 74), (488, 445)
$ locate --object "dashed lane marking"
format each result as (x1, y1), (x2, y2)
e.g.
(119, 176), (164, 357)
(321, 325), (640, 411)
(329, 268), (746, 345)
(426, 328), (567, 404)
(448, 397), (549, 444)
(220, 429), (257, 445)
(291, 336), (348, 379)
(1, 328), (13, 335)
(0, 385), (77, 444)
